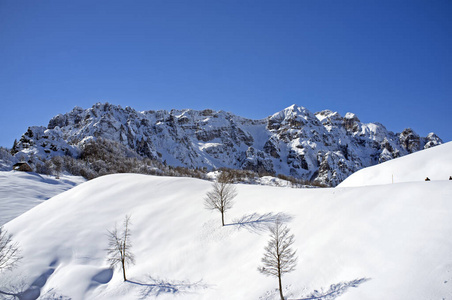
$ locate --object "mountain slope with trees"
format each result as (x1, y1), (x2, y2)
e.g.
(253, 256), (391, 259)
(10, 103), (442, 186)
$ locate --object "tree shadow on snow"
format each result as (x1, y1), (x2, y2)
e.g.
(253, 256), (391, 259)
(0, 261), (58, 300)
(292, 278), (370, 300)
(227, 212), (293, 234)
(128, 275), (209, 299)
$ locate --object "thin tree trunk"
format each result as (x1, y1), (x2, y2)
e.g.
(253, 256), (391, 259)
(277, 238), (284, 300)
(278, 272), (284, 300)
(122, 259), (127, 281)
(122, 237), (127, 281)
(221, 211), (225, 226)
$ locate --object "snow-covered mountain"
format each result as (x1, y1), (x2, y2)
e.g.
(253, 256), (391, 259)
(1, 142), (451, 299)
(12, 103), (442, 186)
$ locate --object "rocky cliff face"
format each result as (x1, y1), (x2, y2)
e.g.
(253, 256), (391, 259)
(12, 103), (442, 186)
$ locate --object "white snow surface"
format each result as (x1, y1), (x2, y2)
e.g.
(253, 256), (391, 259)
(1, 144), (452, 299)
(338, 141), (452, 187)
(0, 171), (86, 225)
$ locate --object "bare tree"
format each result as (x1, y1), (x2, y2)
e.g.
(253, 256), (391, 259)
(107, 215), (135, 281)
(51, 156), (63, 179)
(204, 172), (237, 226)
(258, 218), (297, 300)
(0, 226), (21, 273)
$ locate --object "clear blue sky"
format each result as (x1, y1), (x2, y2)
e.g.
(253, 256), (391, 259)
(0, 0), (451, 148)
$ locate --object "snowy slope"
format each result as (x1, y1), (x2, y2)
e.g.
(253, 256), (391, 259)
(338, 141), (452, 187)
(1, 172), (451, 299)
(0, 171), (86, 225)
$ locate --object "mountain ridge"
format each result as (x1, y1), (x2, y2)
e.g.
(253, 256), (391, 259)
(11, 103), (442, 186)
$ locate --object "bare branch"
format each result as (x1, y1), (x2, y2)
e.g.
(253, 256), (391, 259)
(0, 227), (21, 273)
(258, 218), (297, 300)
(106, 215), (135, 281)
(204, 172), (238, 226)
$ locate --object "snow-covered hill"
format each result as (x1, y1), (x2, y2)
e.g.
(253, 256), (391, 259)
(0, 171), (85, 226)
(1, 145), (451, 299)
(338, 141), (452, 187)
(11, 103), (442, 186)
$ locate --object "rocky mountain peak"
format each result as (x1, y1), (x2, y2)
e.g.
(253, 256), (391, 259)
(268, 105), (321, 131)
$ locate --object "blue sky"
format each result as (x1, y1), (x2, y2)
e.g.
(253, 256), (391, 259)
(0, 0), (451, 147)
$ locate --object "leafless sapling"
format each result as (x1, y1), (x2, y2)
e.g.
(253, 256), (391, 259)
(107, 215), (135, 281)
(0, 226), (21, 273)
(258, 218), (297, 300)
(204, 172), (237, 226)
(51, 156), (63, 179)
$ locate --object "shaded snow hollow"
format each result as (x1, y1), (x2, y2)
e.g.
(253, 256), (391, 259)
(0, 143), (451, 299)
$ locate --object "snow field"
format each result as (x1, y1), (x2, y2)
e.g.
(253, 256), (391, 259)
(2, 172), (452, 299)
(339, 141), (452, 187)
(0, 171), (85, 225)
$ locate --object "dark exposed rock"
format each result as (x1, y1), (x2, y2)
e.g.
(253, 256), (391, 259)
(264, 139), (280, 159)
(241, 147), (275, 175)
(399, 128), (421, 153)
(343, 113), (361, 132)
